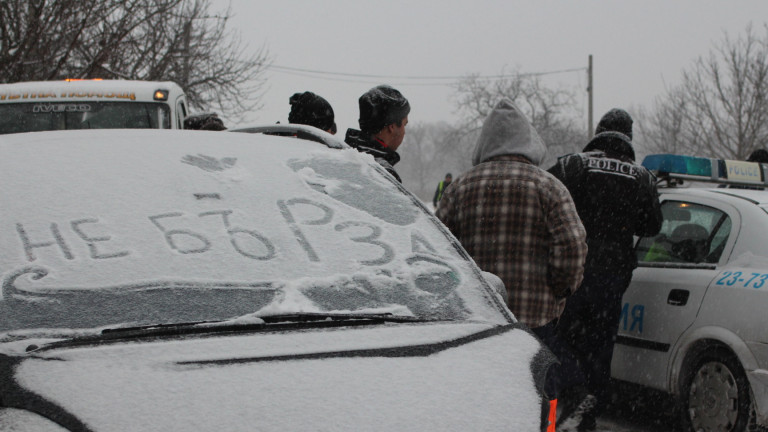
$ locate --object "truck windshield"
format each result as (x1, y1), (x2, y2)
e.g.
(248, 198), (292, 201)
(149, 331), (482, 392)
(0, 101), (171, 134)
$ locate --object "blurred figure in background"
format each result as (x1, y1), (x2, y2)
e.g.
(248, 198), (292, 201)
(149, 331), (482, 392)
(432, 173), (452, 209)
(747, 148), (768, 163)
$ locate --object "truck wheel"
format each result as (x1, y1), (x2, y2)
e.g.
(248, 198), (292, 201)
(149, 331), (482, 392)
(679, 347), (755, 432)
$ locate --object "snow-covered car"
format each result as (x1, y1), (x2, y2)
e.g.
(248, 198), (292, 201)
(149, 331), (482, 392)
(0, 127), (556, 432)
(612, 154), (768, 432)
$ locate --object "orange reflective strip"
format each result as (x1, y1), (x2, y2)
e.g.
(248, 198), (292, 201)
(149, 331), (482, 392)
(547, 399), (557, 432)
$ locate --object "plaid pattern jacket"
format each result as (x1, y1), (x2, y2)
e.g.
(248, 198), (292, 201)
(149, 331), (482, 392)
(436, 155), (587, 328)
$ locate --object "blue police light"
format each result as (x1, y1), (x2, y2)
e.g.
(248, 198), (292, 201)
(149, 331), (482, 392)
(642, 153), (767, 185)
(642, 154), (715, 177)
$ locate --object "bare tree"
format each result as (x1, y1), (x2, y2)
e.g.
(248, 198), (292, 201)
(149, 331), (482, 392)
(634, 95), (688, 157)
(399, 122), (469, 202)
(451, 69), (586, 167)
(0, 0), (270, 120)
(637, 24), (768, 160)
(398, 123), (434, 199)
(397, 71), (585, 202)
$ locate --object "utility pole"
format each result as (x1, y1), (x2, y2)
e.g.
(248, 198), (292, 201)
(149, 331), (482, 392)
(182, 21), (192, 88)
(588, 54), (594, 139)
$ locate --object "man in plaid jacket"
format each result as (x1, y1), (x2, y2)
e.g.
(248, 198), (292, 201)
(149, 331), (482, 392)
(436, 99), (588, 423)
(436, 99), (587, 329)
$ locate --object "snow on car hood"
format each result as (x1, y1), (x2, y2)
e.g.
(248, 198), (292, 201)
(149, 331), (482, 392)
(8, 322), (544, 432)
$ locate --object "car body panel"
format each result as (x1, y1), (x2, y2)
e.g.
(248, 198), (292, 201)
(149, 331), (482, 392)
(5, 323), (544, 432)
(613, 265), (720, 388)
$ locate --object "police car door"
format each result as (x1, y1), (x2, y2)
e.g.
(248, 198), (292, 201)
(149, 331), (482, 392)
(611, 194), (738, 391)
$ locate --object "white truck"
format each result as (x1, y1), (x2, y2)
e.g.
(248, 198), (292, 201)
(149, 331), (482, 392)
(0, 79), (189, 134)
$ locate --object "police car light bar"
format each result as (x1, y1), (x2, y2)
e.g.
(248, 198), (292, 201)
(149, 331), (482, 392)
(642, 154), (768, 187)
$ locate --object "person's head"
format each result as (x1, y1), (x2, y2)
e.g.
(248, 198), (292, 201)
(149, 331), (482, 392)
(358, 85), (410, 150)
(471, 98), (546, 167)
(747, 149), (768, 163)
(183, 113), (227, 131)
(445, 173), (452, 183)
(288, 91), (336, 134)
(595, 108), (633, 140)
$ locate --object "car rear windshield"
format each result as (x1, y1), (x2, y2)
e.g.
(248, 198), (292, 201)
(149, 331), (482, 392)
(0, 101), (171, 134)
(0, 130), (509, 339)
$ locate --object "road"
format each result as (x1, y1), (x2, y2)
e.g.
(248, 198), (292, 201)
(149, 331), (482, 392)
(594, 381), (678, 432)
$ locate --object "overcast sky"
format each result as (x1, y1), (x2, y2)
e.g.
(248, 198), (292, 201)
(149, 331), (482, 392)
(215, 0), (768, 135)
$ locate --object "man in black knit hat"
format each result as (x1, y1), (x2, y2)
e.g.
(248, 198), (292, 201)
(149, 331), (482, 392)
(345, 85), (410, 182)
(547, 108), (662, 431)
(288, 91), (337, 134)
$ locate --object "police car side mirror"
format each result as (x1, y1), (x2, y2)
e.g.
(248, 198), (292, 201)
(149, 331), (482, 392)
(481, 271), (508, 304)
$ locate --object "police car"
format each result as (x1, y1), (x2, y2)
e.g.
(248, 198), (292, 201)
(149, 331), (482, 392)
(612, 154), (768, 432)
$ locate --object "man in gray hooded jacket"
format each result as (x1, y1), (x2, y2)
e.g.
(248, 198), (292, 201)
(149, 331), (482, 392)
(437, 99), (587, 329)
(436, 99), (588, 412)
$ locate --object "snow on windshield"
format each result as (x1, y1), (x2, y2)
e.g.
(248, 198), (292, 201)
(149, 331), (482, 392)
(0, 130), (508, 338)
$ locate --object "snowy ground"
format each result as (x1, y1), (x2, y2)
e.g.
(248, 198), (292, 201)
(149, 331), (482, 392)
(593, 381), (677, 432)
(598, 416), (669, 432)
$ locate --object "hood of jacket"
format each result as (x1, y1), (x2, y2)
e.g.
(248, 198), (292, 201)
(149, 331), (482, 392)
(582, 131), (635, 162)
(471, 99), (546, 166)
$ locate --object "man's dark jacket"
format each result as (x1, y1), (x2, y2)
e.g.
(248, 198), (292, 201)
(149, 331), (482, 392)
(344, 128), (401, 182)
(548, 131), (663, 272)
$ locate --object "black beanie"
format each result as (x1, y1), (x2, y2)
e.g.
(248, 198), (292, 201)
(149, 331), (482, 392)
(288, 91), (336, 132)
(358, 85), (410, 133)
(595, 108), (633, 140)
(747, 149), (768, 163)
(183, 112), (227, 131)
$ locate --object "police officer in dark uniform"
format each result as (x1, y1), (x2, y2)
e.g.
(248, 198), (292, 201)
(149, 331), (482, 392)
(547, 109), (663, 431)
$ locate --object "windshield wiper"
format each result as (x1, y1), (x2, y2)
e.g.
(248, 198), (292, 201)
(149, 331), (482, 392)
(100, 319), (226, 335)
(99, 312), (423, 335)
(257, 312), (427, 324)
(24, 313), (429, 353)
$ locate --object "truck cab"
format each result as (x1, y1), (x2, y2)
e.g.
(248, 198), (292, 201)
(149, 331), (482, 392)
(0, 79), (188, 134)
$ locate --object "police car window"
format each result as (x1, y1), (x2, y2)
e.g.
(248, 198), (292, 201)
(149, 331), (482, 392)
(637, 201), (730, 264)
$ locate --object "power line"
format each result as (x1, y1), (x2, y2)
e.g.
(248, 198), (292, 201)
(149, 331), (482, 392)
(271, 68), (455, 87)
(266, 64), (588, 83)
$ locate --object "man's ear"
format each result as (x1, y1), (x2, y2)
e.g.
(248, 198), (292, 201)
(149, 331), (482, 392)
(377, 123), (394, 139)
